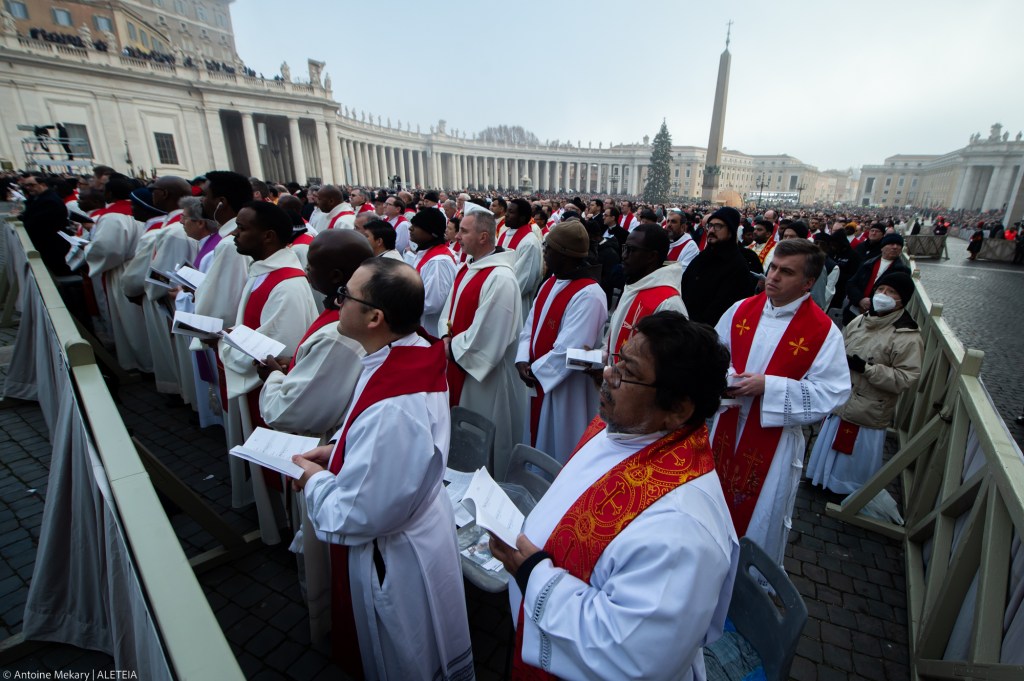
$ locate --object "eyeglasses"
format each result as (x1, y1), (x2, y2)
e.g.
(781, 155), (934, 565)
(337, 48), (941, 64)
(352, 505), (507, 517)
(603, 354), (658, 389)
(622, 244), (654, 256)
(336, 285), (388, 322)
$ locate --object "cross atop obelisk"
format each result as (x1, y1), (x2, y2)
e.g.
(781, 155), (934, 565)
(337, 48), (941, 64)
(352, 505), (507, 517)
(702, 21), (733, 202)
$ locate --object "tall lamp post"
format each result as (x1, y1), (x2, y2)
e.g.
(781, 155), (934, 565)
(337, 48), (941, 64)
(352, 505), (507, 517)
(797, 182), (807, 206)
(755, 174), (767, 211)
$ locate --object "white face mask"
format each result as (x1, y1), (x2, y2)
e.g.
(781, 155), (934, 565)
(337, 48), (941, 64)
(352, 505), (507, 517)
(872, 293), (897, 313)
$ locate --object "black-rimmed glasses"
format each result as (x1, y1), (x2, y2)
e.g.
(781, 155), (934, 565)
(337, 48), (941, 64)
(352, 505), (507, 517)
(336, 285), (388, 322)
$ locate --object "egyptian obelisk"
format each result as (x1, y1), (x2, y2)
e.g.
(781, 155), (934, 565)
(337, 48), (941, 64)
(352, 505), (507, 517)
(701, 22), (732, 202)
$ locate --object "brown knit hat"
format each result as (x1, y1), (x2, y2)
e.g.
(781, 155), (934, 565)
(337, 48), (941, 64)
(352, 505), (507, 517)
(545, 219), (590, 259)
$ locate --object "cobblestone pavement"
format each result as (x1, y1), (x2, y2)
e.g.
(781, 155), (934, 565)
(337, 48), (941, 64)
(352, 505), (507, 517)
(914, 257), (1024, 449)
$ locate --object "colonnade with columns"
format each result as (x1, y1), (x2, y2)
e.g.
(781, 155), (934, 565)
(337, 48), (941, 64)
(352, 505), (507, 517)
(330, 134), (646, 194)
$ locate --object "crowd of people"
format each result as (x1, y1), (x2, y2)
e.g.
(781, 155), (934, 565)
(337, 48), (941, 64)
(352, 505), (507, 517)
(8, 165), (941, 679)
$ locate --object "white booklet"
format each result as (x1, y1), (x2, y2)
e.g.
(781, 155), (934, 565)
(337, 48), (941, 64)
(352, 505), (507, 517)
(443, 468), (476, 528)
(460, 467), (524, 547)
(229, 427), (320, 479)
(171, 311), (224, 339)
(172, 265), (206, 291)
(58, 231), (89, 248)
(219, 325), (285, 363)
(566, 347), (604, 371)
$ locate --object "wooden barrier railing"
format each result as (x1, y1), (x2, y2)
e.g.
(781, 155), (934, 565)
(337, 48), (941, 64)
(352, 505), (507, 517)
(827, 257), (1024, 679)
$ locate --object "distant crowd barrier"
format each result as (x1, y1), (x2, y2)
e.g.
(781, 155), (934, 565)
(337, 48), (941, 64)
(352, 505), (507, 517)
(0, 217), (242, 680)
(904, 234), (949, 260)
(828, 256), (1024, 679)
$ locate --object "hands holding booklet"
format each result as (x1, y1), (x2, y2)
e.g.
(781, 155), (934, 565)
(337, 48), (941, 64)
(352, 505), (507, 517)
(171, 312), (285, 364)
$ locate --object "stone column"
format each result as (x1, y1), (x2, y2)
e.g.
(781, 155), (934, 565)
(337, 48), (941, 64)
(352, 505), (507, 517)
(344, 140), (356, 184)
(288, 117), (307, 184)
(415, 151), (424, 189)
(377, 146), (388, 186)
(326, 123), (342, 183)
(203, 109), (231, 170)
(397, 149), (408, 189)
(596, 163), (604, 194)
(386, 147), (396, 185)
(240, 112), (264, 179)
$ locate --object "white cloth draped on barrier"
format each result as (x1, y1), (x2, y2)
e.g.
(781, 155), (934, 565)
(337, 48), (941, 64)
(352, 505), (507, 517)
(9, 260), (173, 680)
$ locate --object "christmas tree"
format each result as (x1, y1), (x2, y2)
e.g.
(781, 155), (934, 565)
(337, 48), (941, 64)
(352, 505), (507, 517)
(642, 121), (672, 204)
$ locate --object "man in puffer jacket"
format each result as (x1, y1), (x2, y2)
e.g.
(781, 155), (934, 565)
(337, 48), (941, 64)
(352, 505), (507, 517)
(806, 271), (923, 494)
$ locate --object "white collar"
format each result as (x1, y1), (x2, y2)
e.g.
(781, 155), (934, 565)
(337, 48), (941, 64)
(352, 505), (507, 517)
(360, 333), (426, 371)
(764, 292), (810, 319)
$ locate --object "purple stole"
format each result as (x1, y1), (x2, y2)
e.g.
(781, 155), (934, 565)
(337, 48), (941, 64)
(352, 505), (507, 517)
(193, 233), (223, 269)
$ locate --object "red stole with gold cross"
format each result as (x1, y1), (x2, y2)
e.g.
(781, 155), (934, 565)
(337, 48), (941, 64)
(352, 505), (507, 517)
(512, 417), (717, 680)
(526, 277), (597, 446)
(711, 292), (831, 535)
(608, 285), (677, 355)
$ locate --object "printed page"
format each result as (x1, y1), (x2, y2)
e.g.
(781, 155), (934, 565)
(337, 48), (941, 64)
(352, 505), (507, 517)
(461, 467), (524, 547)
(444, 468), (477, 527)
(172, 265), (206, 291)
(171, 311), (224, 338)
(219, 325), (286, 363)
(58, 231), (89, 248)
(229, 427), (320, 479)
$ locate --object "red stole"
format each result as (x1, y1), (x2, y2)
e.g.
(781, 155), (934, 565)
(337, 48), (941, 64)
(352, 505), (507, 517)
(609, 285), (678, 355)
(92, 199), (133, 217)
(356, 203), (375, 214)
(145, 212), (182, 233)
(619, 213), (635, 231)
(326, 340), (447, 678)
(711, 293), (831, 534)
(328, 210), (355, 229)
(863, 258), (885, 297)
(527, 277), (597, 446)
(699, 228), (710, 251)
(445, 264), (497, 406)
(291, 233), (314, 246)
(240, 266), (307, 430)
(415, 243), (456, 273)
(668, 236), (693, 261)
(287, 308), (339, 371)
(831, 418), (860, 455)
(512, 418), (717, 680)
(753, 235), (776, 265)
(500, 226), (532, 250)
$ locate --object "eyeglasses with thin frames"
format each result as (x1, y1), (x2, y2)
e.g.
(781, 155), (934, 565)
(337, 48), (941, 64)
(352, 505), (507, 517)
(604, 353), (658, 388)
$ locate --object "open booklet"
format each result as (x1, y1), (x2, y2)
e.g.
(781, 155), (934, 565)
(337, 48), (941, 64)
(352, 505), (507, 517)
(59, 232), (89, 271)
(229, 427), (320, 479)
(566, 347), (604, 371)
(457, 467), (524, 547)
(171, 311), (223, 339)
(149, 264), (206, 292)
(169, 315), (284, 363)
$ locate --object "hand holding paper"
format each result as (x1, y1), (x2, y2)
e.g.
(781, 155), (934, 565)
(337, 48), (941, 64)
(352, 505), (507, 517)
(460, 468), (524, 547)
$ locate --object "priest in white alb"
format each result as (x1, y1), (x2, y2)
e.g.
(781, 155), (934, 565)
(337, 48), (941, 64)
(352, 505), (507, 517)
(496, 198), (543, 321)
(492, 311), (739, 680)
(711, 239), (851, 565)
(292, 258), (473, 681)
(605, 224), (686, 357)
(438, 205), (526, 468)
(217, 202), (317, 544)
(407, 209), (456, 335)
(515, 219), (607, 464)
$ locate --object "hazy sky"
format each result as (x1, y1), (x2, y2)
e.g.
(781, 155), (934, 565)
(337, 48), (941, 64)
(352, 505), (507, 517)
(232, 0), (1024, 171)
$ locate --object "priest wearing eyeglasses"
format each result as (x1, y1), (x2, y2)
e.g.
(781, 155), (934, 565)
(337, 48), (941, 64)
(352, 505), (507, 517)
(492, 311), (739, 681)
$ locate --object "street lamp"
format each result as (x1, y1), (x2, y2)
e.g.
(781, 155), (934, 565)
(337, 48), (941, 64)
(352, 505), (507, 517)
(755, 175), (767, 211)
(796, 182), (807, 206)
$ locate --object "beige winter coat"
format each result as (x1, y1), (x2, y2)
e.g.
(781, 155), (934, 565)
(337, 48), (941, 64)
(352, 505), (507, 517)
(834, 309), (923, 429)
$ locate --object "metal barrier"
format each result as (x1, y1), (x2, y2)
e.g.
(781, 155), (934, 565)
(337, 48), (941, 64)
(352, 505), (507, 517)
(0, 218), (243, 680)
(827, 257), (1024, 679)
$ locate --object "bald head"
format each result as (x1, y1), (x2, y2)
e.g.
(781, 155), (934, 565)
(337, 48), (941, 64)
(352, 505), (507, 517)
(306, 229), (374, 299)
(152, 175), (191, 212)
(277, 194), (302, 213)
(316, 185), (344, 212)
